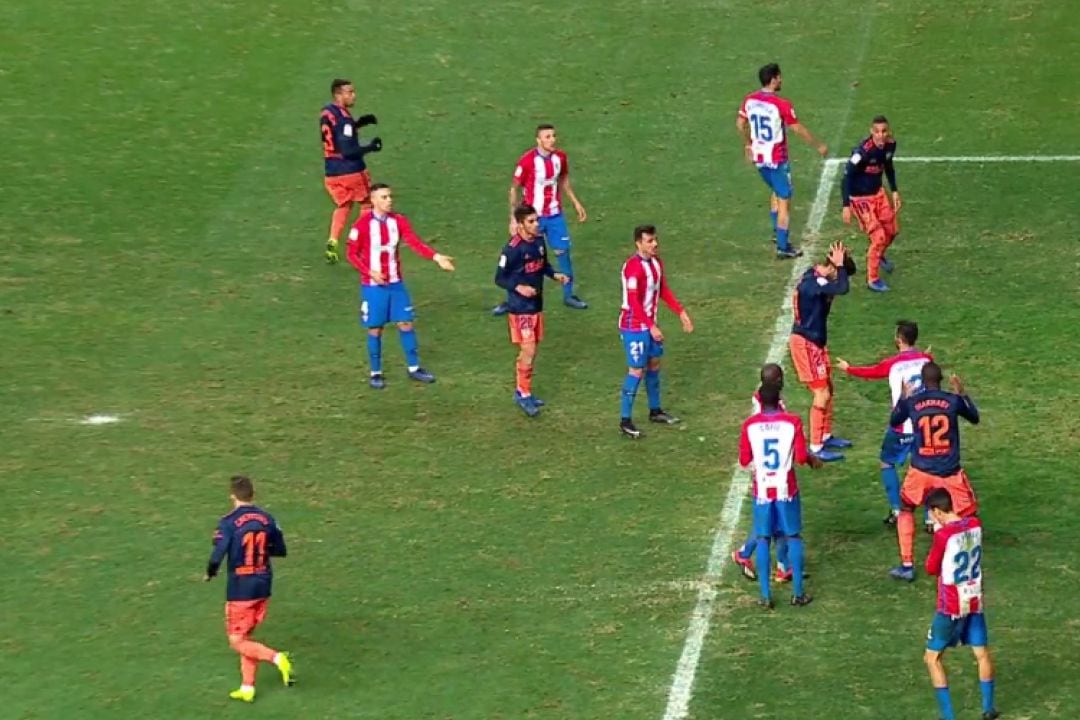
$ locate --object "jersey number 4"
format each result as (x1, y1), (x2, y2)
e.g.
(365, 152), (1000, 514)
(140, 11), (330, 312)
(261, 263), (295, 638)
(749, 114), (775, 142)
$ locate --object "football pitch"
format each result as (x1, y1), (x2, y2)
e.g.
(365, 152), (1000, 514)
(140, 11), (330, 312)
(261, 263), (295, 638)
(3, 0), (1079, 718)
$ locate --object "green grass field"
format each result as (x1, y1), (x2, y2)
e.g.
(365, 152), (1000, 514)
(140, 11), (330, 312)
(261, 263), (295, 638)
(3, 1), (1079, 718)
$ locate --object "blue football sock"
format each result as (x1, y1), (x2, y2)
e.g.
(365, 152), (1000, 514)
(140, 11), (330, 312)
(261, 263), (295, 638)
(399, 328), (420, 369)
(775, 536), (790, 570)
(980, 679), (995, 714)
(645, 368), (661, 410)
(787, 536), (805, 596)
(777, 226), (790, 250)
(934, 687), (955, 720)
(880, 465), (901, 510)
(556, 250), (574, 299)
(924, 505), (931, 525)
(755, 536), (772, 601)
(738, 532), (756, 560)
(769, 210), (778, 234)
(620, 373), (642, 419)
(366, 333), (383, 374)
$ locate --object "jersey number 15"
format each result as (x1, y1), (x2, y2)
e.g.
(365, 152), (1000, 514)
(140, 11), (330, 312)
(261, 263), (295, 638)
(750, 114), (775, 142)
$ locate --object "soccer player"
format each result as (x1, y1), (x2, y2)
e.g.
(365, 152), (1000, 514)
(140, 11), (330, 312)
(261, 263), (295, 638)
(494, 204), (570, 416)
(617, 225), (694, 438)
(321, 78), (381, 263)
(205, 475), (294, 702)
(836, 320), (933, 524)
(494, 124), (588, 315)
(346, 184), (456, 389)
(788, 240), (856, 462)
(732, 363), (794, 583)
(841, 115), (901, 291)
(737, 63), (829, 259)
(887, 362), (981, 581)
(922, 488), (1000, 720)
(738, 382), (822, 608)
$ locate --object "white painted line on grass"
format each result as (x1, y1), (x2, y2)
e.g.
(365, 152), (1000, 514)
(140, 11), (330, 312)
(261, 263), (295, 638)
(660, 160), (842, 720)
(79, 414), (122, 425)
(824, 154), (1080, 168)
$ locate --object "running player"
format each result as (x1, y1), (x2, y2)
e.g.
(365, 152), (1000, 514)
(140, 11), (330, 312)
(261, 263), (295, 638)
(737, 63), (828, 258)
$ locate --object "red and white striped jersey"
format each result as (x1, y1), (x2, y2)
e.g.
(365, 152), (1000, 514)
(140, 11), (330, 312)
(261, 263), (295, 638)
(925, 516), (984, 618)
(618, 254), (683, 331)
(737, 90), (799, 168)
(739, 410), (809, 501)
(346, 211), (437, 286)
(842, 348), (933, 433)
(512, 148), (568, 217)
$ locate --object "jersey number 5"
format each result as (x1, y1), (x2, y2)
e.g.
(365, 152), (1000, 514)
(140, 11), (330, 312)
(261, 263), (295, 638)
(762, 438), (781, 470)
(242, 530), (268, 572)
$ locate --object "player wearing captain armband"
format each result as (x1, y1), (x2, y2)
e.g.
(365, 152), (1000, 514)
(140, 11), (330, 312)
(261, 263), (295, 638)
(922, 488), (1000, 720)
(737, 63), (828, 259)
(737, 383), (823, 609)
(837, 320), (933, 526)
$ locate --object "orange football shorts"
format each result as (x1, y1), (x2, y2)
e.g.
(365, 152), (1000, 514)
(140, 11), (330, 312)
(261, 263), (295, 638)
(901, 467), (978, 517)
(225, 598), (269, 637)
(508, 312), (544, 345)
(789, 333), (831, 390)
(324, 170), (372, 206)
(850, 188), (898, 240)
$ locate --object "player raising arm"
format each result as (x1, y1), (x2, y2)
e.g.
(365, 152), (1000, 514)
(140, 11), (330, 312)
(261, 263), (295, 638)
(346, 184), (455, 389)
(494, 204), (570, 417)
(320, 78), (381, 263)
(841, 115), (901, 291)
(495, 124), (588, 314)
(737, 63), (828, 259)
(887, 362), (980, 582)
(921, 488), (1000, 720)
(836, 320), (933, 524)
(788, 240), (856, 461)
(617, 225), (693, 439)
(205, 475), (294, 702)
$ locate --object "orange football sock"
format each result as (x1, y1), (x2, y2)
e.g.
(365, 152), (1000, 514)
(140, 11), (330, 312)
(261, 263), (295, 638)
(897, 509), (916, 565)
(329, 204), (352, 243)
(515, 360), (534, 396)
(867, 231), (888, 283)
(823, 395), (834, 437)
(809, 405), (827, 447)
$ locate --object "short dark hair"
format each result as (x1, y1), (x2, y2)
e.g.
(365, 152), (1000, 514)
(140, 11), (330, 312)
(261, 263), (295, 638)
(536, 123), (555, 135)
(758, 382), (782, 409)
(896, 320), (919, 346)
(230, 474), (255, 502)
(633, 224), (657, 242)
(514, 204), (538, 224)
(758, 63), (781, 87)
(760, 362), (784, 387)
(370, 182), (390, 194)
(926, 488), (953, 513)
(872, 114), (889, 125)
(331, 78), (353, 96)
(922, 361), (943, 388)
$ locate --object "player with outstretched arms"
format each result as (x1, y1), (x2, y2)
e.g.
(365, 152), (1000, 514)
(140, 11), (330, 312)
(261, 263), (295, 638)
(841, 115), (902, 291)
(922, 488), (1000, 720)
(617, 224), (693, 439)
(837, 320), (933, 525)
(205, 475), (294, 702)
(346, 184), (455, 389)
(887, 362), (980, 582)
(320, 78), (381, 263)
(493, 124), (588, 314)
(738, 383), (822, 608)
(737, 63), (828, 259)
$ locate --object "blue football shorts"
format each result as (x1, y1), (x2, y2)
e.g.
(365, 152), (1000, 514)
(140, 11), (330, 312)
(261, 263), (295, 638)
(539, 213), (571, 252)
(752, 496), (802, 538)
(880, 428), (915, 466)
(360, 281), (415, 328)
(757, 162), (793, 200)
(620, 330), (663, 369)
(926, 611), (988, 652)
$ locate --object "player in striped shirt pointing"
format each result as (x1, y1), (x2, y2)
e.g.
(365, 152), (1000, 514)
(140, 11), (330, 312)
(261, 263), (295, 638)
(618, 225), (693, 438)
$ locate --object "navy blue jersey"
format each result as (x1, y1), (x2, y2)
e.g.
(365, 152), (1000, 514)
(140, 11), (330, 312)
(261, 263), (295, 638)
(207, 504), (287, 601)
(494, 233), (557, 314)
(320, 103), (378, 177)
(841, 137), (898, 206)
(890, 390), (979, 476)
(791, 266), (851, 346)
